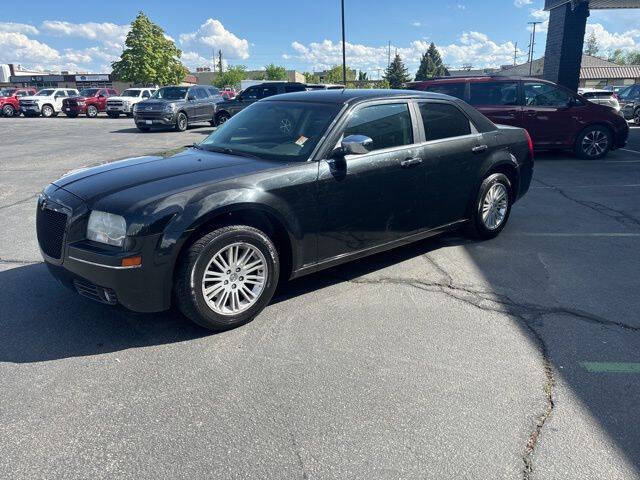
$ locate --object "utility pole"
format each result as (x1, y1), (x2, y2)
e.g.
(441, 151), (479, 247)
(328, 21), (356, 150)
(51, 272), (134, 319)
(218, 50), (223, 74)
(527, 21), (542, 76)
(341, 0), (347, 85)
(514, 41), (518, 66)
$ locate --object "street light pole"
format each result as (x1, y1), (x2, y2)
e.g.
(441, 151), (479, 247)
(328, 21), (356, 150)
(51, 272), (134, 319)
(341, 0), (347, 86)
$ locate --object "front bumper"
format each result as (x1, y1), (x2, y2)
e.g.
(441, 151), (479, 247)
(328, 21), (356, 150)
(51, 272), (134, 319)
(21, 105), (41, 114)
(37, 187), (174, 313)
(63, 105), (87, 115)
(134, 112), (177, 127)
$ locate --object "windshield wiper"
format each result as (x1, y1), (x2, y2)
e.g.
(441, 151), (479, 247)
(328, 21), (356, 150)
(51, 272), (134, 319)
(201, 145), (263, 161)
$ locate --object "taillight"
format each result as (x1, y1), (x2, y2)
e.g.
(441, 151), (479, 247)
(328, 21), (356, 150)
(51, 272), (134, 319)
(524, 129), (534, 159)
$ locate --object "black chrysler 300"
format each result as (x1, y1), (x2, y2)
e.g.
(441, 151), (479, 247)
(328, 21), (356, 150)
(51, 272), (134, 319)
(37, 90), (533, 330)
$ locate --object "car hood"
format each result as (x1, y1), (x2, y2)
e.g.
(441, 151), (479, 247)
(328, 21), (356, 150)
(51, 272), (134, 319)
(52, 147), (283, 207)
(108, 96), (138, 102)
(138, 99), (183, 109)
(66, 96), (91, 101)
(19, 96), (43, 101)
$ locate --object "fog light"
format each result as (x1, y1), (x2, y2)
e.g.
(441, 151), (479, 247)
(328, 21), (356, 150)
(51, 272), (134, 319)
(121, 256), (142, 268)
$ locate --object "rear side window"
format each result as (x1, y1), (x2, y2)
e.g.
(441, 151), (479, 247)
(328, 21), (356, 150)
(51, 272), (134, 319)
(344, 103), (414, 151)
(469, 82), (519, 106)
(422, 83), (465, 100)
(260, 85), (278, 98)
(419, 102), (472, 141)
(285, 84), (306, 93)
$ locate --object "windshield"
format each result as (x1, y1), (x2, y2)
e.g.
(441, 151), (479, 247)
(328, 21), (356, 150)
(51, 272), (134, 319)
(151, 87), (188, 100)
(199, 101), (341, 162)
(122, 89), (141, 97)
(618, 86), (633, 100)
(79, 88), (100, 97)
(35, 89), (55, 96)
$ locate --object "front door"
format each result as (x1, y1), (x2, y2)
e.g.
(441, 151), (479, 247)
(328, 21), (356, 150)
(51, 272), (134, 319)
(316, 101), (426, 261)
(521, 81), (578, 148)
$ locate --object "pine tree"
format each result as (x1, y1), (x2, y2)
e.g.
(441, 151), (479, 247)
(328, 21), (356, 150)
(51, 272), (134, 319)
(415, 43), (448, 81)
(384, 54), (411, 89)
(584, 31), (599, 57)
(111, 12), (188, 85)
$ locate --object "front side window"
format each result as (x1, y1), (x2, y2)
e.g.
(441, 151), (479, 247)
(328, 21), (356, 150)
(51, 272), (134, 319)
(142, 90), (151, 98)
(79, 88), (100, 97)
(242, 87), (259, 100)
(343, 103), (414, 152)
(469, 82), (519, 106)
(36, 89), (55, 96)
(419, 102), (472, 141)
(199, 101), (341, 162)
(524, 82), (570, 107)
(193, 88), (208, 99)
(423, 83), (466, 100)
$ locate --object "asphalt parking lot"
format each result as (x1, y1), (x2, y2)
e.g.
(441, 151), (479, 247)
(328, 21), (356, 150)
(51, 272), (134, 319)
(1, 117), (639, 479)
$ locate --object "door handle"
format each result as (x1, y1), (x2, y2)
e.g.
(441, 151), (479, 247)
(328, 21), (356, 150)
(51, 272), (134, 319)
(472, 145), (488, 154)
(400, 157), (422, 168)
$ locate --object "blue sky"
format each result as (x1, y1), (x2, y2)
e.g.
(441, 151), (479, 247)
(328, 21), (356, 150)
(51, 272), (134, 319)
(1, 0), (639, 76)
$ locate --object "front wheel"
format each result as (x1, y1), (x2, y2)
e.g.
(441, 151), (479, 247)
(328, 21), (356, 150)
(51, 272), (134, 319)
(634, 108), (640, 125)
(87, 105), (98, 118)
(41, 105), (54, 118)
(175, 112), (188, 132)
(575, 125), (611, 159)
(175, 225), (279, 331)
(215, 112), (230, 126)
(2, 105), (15, 117)
(466, 173), (512, 240)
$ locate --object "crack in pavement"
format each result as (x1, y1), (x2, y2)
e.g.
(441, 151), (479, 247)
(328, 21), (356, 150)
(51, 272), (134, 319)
(534, 179), (640, 230)
(330, 252), (639, 480)
(290, 432), (309, 480)
(0, 258), (41, 265)
(0, 193), (40, 211)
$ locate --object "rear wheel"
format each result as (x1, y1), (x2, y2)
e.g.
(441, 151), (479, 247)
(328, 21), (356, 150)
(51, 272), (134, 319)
(41, 105), (54, 118)
(175, 225), (279, 331)
(215, 111), (230, 126)
(575, 125), (611, 159)
(175, 112), (188, 132)
(2, 104), (15, 117)
(87, 105), (98, 118)
(466, 173), (512, 240)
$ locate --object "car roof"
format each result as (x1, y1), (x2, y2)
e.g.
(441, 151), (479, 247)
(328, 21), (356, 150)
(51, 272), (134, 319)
(409, 76), (554, 84)
(263, 88), (450, 105)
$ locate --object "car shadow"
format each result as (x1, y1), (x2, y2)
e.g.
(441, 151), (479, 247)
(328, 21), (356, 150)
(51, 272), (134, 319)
(0, 235), (459, 365)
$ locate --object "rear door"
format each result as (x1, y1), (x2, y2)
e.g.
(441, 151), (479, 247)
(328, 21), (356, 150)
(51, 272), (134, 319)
(415, 100), (480, 228)
(522, 81), (578, 148)
(468, 80), (523, 127)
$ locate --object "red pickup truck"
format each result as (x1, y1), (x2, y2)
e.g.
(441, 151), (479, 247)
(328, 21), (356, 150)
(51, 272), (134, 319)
(62, 87), (119, 117)
(0, 87), (37, 117)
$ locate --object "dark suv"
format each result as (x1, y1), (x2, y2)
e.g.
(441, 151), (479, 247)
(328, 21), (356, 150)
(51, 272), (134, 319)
(133, 85), (223, 132)
(411, 77), (629, 159)
(619, 84), (640, 124)
(214, 82), (307, 125)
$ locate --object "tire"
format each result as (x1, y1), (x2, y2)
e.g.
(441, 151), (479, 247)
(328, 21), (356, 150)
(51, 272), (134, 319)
(634, 108), (640, 126)
(87, 105), (98, 118)
(466, 173), (512, 240)
(574, 125), (612, 159)
(41, 105), (54, 118)
(107, 112), (119, 118)
(175, 112), (188, 132)
(137, 125), (150, 132)
(2, 104), (15, 117)
(215, 111), (230, 126)
(175, 225), (279, 331)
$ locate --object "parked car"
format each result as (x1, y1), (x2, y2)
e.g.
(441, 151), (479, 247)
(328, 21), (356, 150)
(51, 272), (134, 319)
(36, 89), (533, 330)
(305, 83), (345, 90)
(220, 87), (236, 100)
(20, 88), (80, 117)
(213, 82), (307, 125)
(62, 87), (119, 118)
(618, 84), (640, 124)
(0, 87), (36, 117)
(410, 77), (629, 159)
(578, 88), (621, 112)
(106, 88), (157, 118)
(133, 85), (223, 132)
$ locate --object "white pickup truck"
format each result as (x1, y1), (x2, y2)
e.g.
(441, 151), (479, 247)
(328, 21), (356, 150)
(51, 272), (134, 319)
(20, 88), (80, 117)
(106, 88), (157, 118)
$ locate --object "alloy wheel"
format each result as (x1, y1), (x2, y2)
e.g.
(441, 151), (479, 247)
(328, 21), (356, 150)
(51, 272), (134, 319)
(201, 242), (267, 316)
(482, 183), (508, 230)
(2, 105), (14, 117)
(581, 129), (609, 158)
(87, 106), (98, 117)
(42, 106), (53, 117)
(177, 114), (187, 131)
(634, 109), (640, 125)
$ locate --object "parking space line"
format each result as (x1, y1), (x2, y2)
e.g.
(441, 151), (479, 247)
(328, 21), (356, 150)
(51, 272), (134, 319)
(507, 233), (640, 237)
(532, 184), (640, 189)
(620, 148), (640, 155)
(582, 362), (640, 373)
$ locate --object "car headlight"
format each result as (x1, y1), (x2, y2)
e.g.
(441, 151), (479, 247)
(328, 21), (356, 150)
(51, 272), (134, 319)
(87, 211), (126, 247)
(163, 103), (175, 112)
(132, 104), (139, 114)
(77, 101), (85, 105)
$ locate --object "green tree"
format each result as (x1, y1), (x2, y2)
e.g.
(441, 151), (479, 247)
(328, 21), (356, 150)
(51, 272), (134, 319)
(358, 71), (368, 81)
(111, 12), (188, 85)
(213, 65), (247, 89)
(415, 43), (448, 81)
(625, 50), (640, 65)
(324, 65), (355, 84)
(264, 63), (287, 80)
(384, 54), (411, 89)
(608, 48), (626, 65)
(303, 71), (319, 83)
(584, 31), (599, 56)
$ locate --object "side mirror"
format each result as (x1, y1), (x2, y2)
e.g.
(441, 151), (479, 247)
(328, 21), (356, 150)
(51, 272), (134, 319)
(339, 135), (373, 155)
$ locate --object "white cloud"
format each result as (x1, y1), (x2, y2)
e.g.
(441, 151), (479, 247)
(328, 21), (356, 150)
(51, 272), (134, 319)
(585, 23), (640, 52)
(0, 22), (39, 35)
(41, 21), (129, 44)
(0, 31), (60, 63)
(411, 22), (422, 27)
(440, 31), (517, 67)
(514, 0), (533, 6)
(179, 19), (249, 60)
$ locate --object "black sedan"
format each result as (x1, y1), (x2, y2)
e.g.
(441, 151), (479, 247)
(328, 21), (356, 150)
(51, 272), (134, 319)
(37, 90), (533, 330)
